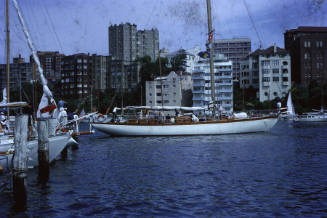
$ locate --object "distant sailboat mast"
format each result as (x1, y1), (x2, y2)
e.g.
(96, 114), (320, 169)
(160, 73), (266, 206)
(206, 0), (216, 117)
(6, 0), (10, 118)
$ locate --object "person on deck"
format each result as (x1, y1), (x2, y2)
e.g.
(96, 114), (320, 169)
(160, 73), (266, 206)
(0, 111), (8, 133)
(112, 106), (118, 122)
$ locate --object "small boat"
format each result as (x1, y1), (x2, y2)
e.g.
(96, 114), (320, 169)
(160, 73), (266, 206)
(293, 110), (327, 122)
(283, 92), (327, 122)
(92, 106), (279, 136)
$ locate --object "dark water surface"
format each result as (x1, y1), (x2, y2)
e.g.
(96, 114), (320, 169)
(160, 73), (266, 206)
(1, 121), (327, 217)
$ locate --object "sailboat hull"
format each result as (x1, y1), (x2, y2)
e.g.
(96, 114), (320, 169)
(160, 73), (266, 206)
(92, 116), (279, 136)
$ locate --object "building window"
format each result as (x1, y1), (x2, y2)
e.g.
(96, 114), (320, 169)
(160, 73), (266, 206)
(282, 77), (288, 82)
(316, 41), (323, 48)
(272, 60), (279, 66)
(149, 101), (152, 103)
(304, 53), (311, 60)
(261, 60), (270, 67)
(157, 101), (162, 104)
(273, 92), (277, 96)
(264, 92), (268, 96)
(273, 77), (279, 82)
(156, 93), (161, 96)
(149, 93), (152, 96)
(262, 77), (270, 82)
(272, 69), (279, 74)
(317, 62), (323, 69)
(263, 69), (270, 74)
(304, 41), (311, 48)
(164, 100), (169, 103)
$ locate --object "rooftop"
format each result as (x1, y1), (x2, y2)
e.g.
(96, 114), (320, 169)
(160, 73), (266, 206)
(285, 26), (327, 33)
(250, 46), (288, 57)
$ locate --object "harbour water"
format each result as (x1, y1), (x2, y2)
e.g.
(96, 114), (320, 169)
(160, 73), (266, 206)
(1, 121), (327, 216)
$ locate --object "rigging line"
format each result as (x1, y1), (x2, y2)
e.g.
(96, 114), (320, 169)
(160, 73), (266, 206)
(23, 0), (40, 50)
(242, 0), (263, 48)
(40, 0), (63, 53)
(145, 0), (158, 29)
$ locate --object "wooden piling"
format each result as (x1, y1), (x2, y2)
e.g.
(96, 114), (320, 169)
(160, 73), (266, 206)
(37, 119), (49, 183)
(12, 114), (28, 208)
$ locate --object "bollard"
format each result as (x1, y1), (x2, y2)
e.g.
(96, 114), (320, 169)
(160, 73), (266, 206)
(12, 114), (28, 209)
(37, 119), (49, 183)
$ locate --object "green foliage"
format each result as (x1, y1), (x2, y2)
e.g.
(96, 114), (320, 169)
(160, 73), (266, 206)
(170, 52), (187, 72)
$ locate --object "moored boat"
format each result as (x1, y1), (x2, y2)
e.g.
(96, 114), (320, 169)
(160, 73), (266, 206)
(92, 106), (279, 136)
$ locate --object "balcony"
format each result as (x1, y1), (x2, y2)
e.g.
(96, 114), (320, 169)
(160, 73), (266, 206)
(193, 96), (204, 101)
(192, 90), (204, 94)
(218, 96), (232, 101)
(192, 76), (204, 80)
(282, 81), (289, 86)
(263, 82), (270, 86)
(193, 82), (205, 87)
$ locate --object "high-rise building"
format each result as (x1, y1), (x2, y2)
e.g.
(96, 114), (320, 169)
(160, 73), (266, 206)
(91, 54), (109, 92)
(213, 38), (251, 80)
(60, 53), (91, 99)
(192, 54), (233, 113)
(109, 59), (141, 92)
(284, 26), (327, 86)
(109, 23), (159, 62)
(30, 51), (64, 84)
(137, 29), (159, 61)
(109, 23), (137, 63)
(240, 46), (291, 102)
(0, 55), (32, 91)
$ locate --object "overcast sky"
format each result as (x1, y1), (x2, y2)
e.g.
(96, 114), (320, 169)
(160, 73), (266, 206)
(0, 0), (326, 63)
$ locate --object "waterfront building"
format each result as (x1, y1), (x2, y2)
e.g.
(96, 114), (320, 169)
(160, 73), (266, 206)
(192, 54), (233, 113)
(109, 23), (159, 62)
(0, 55), (32, 91)
(91, 54), (109, 92)
(213, 38), (251, 80)
(166, 46), (200, 74)
(284, 26), (327, 86)
(109, 59), (141, 92)
(240, 46), (291, 102)
(30, 51), (64, 84)
(60, 53), (92, 99)
(146, 71), (193, 107)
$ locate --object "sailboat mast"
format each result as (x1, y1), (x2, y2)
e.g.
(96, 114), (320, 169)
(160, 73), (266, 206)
(206, 0), (216, 116)
(6, 0), (10, 118)
(158, 50), (163, 108)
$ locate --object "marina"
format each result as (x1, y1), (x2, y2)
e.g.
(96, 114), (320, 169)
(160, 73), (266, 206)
(0, 0), (327, 216)
(1, 122), (327, 216)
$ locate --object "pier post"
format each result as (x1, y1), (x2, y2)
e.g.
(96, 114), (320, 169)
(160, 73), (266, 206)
(12, 114), (28, 209)
(37, 119), (49, 183)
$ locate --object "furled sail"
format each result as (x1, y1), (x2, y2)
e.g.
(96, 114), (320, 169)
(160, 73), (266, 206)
(287, 92), (295, 116)
(1, 88), (7, 104)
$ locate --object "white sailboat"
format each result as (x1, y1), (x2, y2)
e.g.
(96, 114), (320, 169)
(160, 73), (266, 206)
(284, 92), (296, 120)
(284, 92), (327, 122)
(92, 0), (279, 136)
(92, 106), (278, 136)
